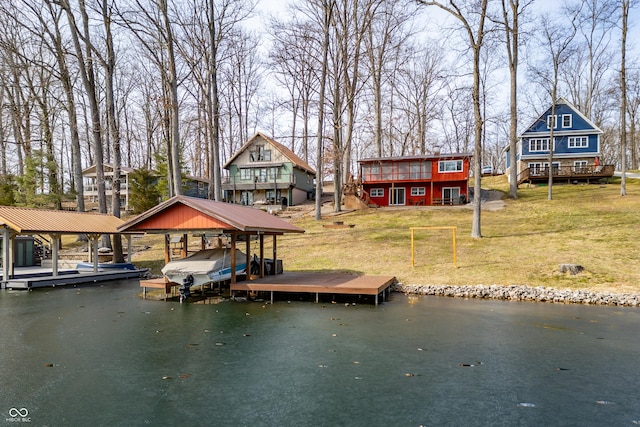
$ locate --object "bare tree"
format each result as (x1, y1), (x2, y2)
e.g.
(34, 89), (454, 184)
(418, 0), (489, 238)
(269, 16), (320, 163)
(393, 45), (445, 156)
(364, 0), (416, 158)
(59, 0), (108, 214)
(315, 0), (333, 220)
(619, 0), (631, 196)
(627, 69), (640, 169)
(500, 0), (533, 199)
(529, 11), (578, 201)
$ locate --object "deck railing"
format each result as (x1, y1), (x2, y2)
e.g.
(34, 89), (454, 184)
(517, 164), (614, 185)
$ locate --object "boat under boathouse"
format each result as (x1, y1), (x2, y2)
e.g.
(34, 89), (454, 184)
(122, 195), (395, 305)
(0, 206), (143, 289)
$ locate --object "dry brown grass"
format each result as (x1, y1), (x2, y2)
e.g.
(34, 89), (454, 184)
(274, 176), (640, 294)
(99, 176), (640, 295)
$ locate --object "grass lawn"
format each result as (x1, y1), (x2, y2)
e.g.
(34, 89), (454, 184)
(117, 175), (640, 295)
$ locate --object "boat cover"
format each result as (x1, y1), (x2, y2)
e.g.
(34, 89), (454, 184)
(161, 248), (246, 276)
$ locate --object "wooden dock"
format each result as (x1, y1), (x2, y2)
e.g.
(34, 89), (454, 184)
(4, 269), (145, 290)
(140, 277), (180, 300)
(230, 272), (396, 305)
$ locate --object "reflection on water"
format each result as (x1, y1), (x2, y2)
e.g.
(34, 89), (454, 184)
(1, 281), (640, 426)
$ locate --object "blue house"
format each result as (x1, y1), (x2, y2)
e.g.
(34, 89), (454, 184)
(506, 97), (614, 185)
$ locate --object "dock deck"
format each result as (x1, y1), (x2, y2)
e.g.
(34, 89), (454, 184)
(230, 272), (396, 305)
(4, 269), (145, 290)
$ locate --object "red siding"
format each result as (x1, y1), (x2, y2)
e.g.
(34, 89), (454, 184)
(359, 156), (470, 207)
(129, 203), (231, 230)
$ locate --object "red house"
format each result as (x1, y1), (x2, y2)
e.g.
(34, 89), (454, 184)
(357, 153), (471, 207)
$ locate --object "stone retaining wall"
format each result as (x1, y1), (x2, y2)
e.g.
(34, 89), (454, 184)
(394, 283), (640, 307)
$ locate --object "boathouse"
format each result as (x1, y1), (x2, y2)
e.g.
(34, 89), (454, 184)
(0, 206), (141, 288)
(120, 195), (394, 304)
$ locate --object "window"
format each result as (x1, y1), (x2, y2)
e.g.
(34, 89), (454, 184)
(389, 188), (406, 206)
(574, 160), (588, 173)
(268, 167), (280, 180)
(411, 187), (425, 196)
(568, 136), (588, 148)
(370, 188), (384, 197)
(438, 160), (463, 173)
(529, 138), (551, 152)
(249, 145), (271, 162)
(240, 168), (252, 180)
(529, 162), (559, 175)
(562, 114), (572, 128)
(396, 162), (409, 180)
(382, 164), (393, 180)
(528, 162), (544, 175)
(409, 161), (432, 179)
(442, 187), (460, 205)
(410, 162), (422, 179)
(547, 114), (557, 129)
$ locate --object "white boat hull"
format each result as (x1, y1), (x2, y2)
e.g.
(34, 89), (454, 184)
(161, 249), (249, 288)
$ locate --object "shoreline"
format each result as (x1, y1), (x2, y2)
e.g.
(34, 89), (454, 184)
(394, 283), (640, 307)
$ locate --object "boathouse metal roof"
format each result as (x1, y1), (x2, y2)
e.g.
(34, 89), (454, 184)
(0, 205), (127, 234)
(118, 195), (305, 235)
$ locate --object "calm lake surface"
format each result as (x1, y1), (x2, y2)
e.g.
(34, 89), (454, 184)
(1, 280), (640, 426)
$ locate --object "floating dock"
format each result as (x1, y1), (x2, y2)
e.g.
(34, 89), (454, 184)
(3, 269), (145, 290)
(230, 272), (396, 305)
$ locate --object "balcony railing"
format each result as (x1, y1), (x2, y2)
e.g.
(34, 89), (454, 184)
(517, 164), (614, 185)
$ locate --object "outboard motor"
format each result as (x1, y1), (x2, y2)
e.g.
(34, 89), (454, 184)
(179, 274), (194, 303)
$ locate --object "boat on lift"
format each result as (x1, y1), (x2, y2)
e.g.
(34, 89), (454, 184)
(161, 248), (249, 290)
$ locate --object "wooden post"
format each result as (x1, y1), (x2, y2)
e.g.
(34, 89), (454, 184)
(86, 234), (101, 273)
(245, 234), (251, 279)
(126, 235), (132, 263)
(230, 233), (237, 284)
(259, 233), (265, 277)
(272, 235), (277, 274)
(181, 233), (188, 258)
(164, 234), (170, 264)
(50, 233), (60, 277)
(1, 228), (12, 281)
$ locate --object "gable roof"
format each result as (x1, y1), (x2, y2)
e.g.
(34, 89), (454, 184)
(223, 132), (316, 175)
(0, 206), (127, 235)
(82, 163), (135, 175)
(520, 97), (603, 137)
(118, 195), (304, 235)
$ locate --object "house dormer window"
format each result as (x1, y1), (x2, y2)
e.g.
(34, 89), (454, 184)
(546, 115), (557, 129)
(562, 114), (572, 128)
(250, 145), (271, 162)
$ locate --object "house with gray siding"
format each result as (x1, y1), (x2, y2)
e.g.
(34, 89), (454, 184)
(222, 132), (316, 206)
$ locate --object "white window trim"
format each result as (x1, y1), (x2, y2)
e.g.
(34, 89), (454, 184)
(562, 114), (572, 128)
(389, 187), (406, 206)
(546, 115), (557, 129)
(370, 188), (384, 197)
(573, 160), (588, 172)
(568, 136), (588, 148)
(438, 160), (463, 173)
(529, 138), (552, 152)
(410, 187), (425, 196)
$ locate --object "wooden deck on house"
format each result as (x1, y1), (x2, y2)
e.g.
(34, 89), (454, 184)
(230, 272), (396, 305)
(517, 164), (615, 185)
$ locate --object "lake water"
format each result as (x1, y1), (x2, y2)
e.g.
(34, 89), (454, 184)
(1, 280), (640, 426)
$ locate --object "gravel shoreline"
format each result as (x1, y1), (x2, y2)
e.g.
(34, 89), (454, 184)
(394, 283), (640, 307)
